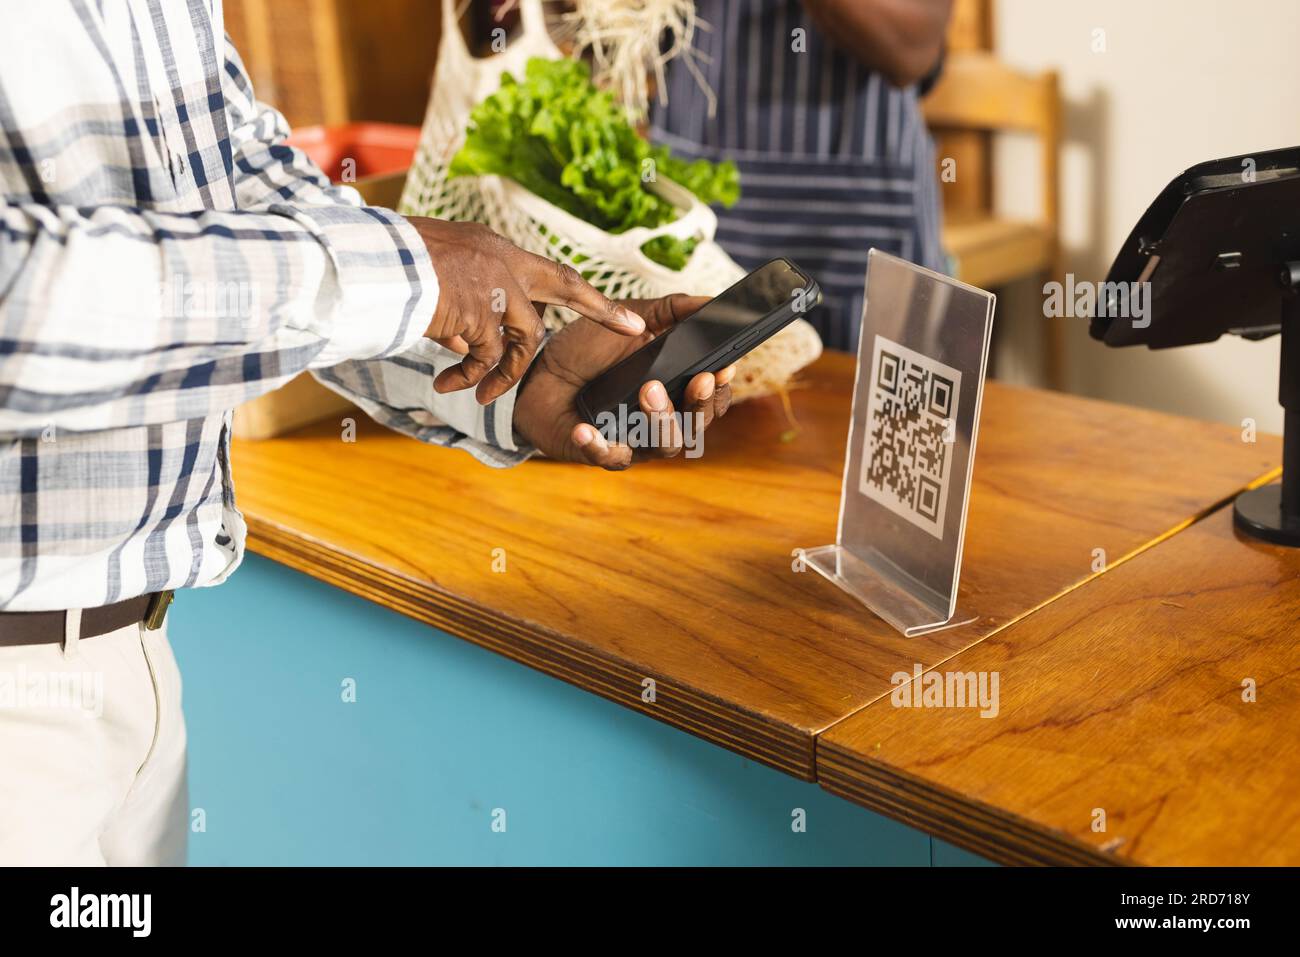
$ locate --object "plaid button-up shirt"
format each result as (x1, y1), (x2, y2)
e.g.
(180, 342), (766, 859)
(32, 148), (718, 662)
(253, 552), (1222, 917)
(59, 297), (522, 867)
(0, 0), (528, 612)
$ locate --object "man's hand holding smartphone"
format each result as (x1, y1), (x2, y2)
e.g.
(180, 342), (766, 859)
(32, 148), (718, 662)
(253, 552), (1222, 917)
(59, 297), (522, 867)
(408, 222), (814, 470)
(514, 294), (737, 469)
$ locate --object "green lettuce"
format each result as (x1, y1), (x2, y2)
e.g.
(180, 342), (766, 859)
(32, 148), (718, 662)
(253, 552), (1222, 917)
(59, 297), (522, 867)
(449, 57), (739, 270)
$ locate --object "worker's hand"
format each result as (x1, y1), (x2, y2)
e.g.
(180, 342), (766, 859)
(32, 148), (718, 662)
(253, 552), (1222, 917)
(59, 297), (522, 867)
(406, 218), (646, 404)
(513, 294), (736, 469)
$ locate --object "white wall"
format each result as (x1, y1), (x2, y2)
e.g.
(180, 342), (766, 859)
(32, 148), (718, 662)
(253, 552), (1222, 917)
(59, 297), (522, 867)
(989, 0), (1300, 432)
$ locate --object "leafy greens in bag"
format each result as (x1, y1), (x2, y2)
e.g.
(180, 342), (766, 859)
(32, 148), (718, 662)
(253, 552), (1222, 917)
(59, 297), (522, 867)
(449, 57), (739, 270)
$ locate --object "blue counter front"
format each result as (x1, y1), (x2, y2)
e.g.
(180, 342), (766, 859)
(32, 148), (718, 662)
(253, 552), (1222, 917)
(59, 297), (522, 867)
(172, 554), (989, 866)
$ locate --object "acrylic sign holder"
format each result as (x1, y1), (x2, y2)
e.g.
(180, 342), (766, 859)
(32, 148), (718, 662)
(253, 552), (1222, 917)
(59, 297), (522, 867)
(803, 250), (995, 637)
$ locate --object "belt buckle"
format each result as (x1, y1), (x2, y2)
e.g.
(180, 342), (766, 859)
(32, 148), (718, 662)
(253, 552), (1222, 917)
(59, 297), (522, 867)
(144, 590), (174, 630)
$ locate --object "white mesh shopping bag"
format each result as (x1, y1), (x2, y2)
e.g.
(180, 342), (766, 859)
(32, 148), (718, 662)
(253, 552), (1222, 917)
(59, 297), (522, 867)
(399, 0), (821, 400)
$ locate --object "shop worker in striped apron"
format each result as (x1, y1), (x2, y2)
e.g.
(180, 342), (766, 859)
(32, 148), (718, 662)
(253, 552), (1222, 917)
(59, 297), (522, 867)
(0, 0), (737, 865)
(653, 0), (951, 351)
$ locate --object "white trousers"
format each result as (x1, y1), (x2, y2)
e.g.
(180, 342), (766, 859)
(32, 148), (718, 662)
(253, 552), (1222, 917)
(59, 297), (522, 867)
(0, 620), (188, 865)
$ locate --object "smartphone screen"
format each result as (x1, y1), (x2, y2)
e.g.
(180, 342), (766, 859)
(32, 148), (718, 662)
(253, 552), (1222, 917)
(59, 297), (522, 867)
(579, 258), (812, 419)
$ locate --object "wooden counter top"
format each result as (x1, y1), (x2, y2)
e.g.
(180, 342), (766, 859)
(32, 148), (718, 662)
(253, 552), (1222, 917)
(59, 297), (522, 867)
(818, 506), (1300, 866)
(232, 352), (1279, 779)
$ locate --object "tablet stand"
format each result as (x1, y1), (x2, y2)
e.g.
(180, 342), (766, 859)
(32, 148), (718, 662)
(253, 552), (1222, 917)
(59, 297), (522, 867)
(803, 251), (995, 637)
(1089, 146), (1300, 547)
(1233, 265), (1300, 545)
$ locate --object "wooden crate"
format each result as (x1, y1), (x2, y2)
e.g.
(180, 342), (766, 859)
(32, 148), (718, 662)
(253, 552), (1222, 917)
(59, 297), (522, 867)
(223, 0), (442, 128)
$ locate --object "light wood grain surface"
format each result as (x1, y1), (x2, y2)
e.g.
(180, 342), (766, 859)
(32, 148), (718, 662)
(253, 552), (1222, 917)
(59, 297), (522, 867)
(231, 352), (1279, 779)
(819, 505), (1300, 865)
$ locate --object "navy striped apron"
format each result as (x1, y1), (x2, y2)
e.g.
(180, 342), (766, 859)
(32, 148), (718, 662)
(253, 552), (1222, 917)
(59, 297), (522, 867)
(650, 0), (945, 351)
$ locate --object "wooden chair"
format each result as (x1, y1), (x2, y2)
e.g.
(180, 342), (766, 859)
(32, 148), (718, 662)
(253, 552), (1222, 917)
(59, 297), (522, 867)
(924, 0), (1064, 384)
(924, 52), (1060, 287)
(924, 52), (1062, 383)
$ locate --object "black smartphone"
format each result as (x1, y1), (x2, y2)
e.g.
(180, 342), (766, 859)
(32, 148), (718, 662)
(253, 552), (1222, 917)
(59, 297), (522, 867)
(577, 258), (821, 425)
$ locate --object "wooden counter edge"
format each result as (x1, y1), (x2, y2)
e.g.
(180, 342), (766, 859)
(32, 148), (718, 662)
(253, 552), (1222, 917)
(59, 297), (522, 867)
(244, 514), (818, 779)
(812, 469), (1284, 867)
(816, 735), (1123, 866)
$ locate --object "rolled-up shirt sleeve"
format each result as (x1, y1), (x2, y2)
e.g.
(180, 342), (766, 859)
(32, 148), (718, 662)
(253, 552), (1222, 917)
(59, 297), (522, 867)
(314, 339), (537, 468)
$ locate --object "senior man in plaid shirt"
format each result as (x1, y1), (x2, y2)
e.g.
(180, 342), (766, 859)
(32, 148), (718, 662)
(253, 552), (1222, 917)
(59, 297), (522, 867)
(0, 0), (736, 865)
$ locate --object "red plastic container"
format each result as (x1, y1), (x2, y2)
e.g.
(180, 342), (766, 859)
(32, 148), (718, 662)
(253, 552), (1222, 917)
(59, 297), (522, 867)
(285, 122), (420, 183)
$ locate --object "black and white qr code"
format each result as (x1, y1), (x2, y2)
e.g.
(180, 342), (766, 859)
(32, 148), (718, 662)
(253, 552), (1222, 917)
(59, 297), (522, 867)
(858, 335), (962, 539)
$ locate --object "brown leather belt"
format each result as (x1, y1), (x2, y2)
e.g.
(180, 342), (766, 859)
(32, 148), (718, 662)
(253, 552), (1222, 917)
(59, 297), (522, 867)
(0, 591), (173, 647)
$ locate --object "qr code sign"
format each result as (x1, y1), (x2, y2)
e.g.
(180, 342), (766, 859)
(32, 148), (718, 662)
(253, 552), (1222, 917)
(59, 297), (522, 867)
(858, 335), (962, 539)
